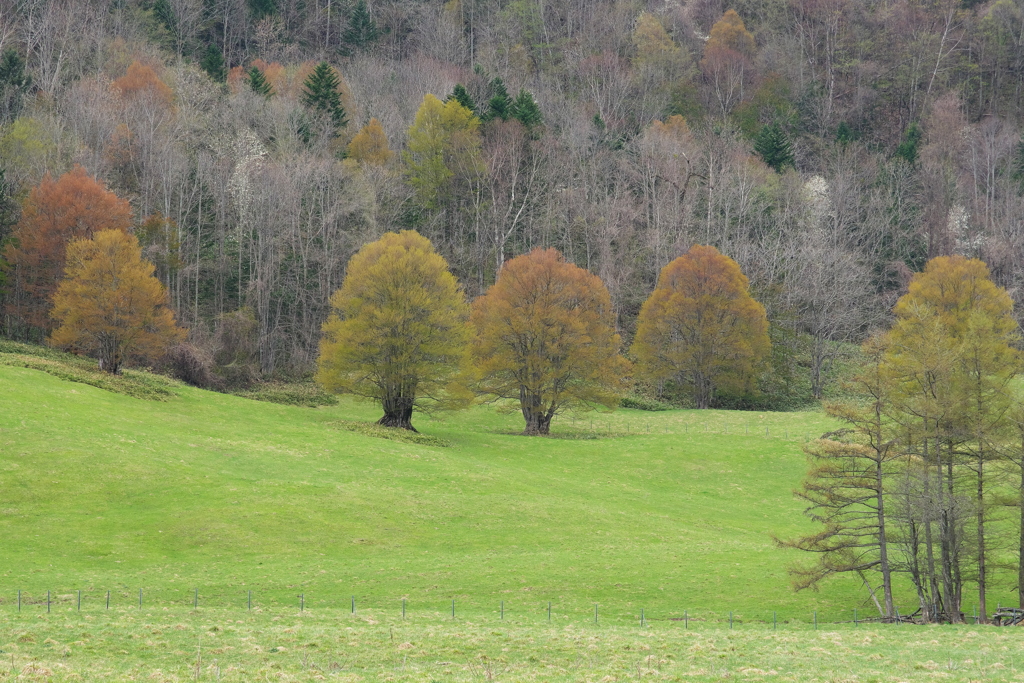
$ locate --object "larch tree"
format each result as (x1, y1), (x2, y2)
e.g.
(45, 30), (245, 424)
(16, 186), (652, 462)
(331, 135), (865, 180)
(50, 229), (186, 374)
(315, 231), (471, 431)
(469, 247), (631, 435)
(2, 166), (134, 339)
(404, 93), (483, 210)
(632, 245), (769, 409)
(346, 118), (393, 165)
(884, 255), (1020, 623)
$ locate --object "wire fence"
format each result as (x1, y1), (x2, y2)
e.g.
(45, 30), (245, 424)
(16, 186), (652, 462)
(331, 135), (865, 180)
(0, 589), (938, 629)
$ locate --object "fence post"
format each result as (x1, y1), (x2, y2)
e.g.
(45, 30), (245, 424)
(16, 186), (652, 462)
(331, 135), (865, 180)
(684, 610), (688, 629)
(894, 606), (900, 624)
(139, 588), (142, 609)
(300, 594), (304, 612)
(194, 588), (198, 610)
(594, 604), (598, 624)
(78, 590), (81, 611)
(47, 590), (50, 613)
(106, 590), (109, 610)
(500, 600), (504, 620)
(773, 611), (776, 630)
(248, 591), (252, 611)
(729, 611), (733, 629)
(351, 595), (355, 614)
(402, 598), (406, 620)
(17, 590), (20, 612)
(640, 608), (645, 628)
(452, 600), (455, 619)
(813, 611), (817, 630)
(548, 601), (551, 622)
(854, 608), (857, 627)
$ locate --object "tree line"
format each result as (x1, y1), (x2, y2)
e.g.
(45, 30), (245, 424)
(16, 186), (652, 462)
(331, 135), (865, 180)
(782, 255), (1024, 624)
(4, 0), (1024, 404)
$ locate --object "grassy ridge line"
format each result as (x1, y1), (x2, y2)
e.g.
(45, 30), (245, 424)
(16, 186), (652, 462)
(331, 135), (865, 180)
(0, 608), (1016, 682)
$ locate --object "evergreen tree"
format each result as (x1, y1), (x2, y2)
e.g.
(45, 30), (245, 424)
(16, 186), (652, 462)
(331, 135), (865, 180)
(446, 84), (477, 115)
(249, 0), (276, 20)
(836, 121), (856, 145)
(510, 89), (542, 129)
(200, 44), (226, 83)
(245, 66), (274, 97)
(895, 122), (922, 166)
(152, 0), (176, 34)
(483, 78), (512, 121)
(753, 122), (794, 172)
(0, 49), (31, 124)
(342, 0), (380, 52)
(0, 167), (17, 245)
(301, 62), (348, 132)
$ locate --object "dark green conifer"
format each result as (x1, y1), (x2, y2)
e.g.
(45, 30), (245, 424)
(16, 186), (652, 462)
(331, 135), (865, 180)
(510, 89), (542, 129)
(249, 0), (276, 20)
(246, 66), (274, 97)
(446, 84), (477, 115)
(342, 0), (380, 52)
(753, 122), (794, 173)
(301, 62), (348, 132)
(484, 78), (512, 121)
(0, 49), (31, 124)
(200, 45), (226, 83)
(895, 122), (922, 166)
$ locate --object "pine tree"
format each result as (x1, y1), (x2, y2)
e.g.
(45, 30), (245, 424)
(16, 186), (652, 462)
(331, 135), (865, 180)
(200, 44), (226, 83)
(245, 66), (274, 97)
(446, 84), (477, 115)
(510, 89), (542, 129)
(753, 122), (794, 172)
(0, 49), (31, 124)
(249, 0), (276, 20)
(342, 0), (380, 52)
(895, 122), (922, 166)
(301, 62), (348, 132)
(483, 78), (512, 121)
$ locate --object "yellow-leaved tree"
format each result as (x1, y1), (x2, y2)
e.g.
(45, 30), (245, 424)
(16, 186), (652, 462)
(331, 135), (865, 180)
(469, 247), (631, 435)
(50, 229), (186, 374)
(347, 117), (394, 165)
(315, 230), (471, 431)
(404, 93), (483, 210)
(632, 245), (769, 408)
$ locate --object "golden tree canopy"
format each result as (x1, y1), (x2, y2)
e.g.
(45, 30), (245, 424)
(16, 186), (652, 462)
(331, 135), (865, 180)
(50, 229), (185, 374)
(315, 230), (471, 431)
(631, 245), (769, 408)
(347, 117), (394, 165)
(404, 94), (483, 209)
(469, 247), (631, 435)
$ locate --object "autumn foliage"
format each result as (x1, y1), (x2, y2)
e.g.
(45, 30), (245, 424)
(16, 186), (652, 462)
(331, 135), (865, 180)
(112, 61), (173, 107)
(50, 229), (185, 374)
(2, 167), (134, 338)
(632, 245), (769, 408)
(347, 118), (393, 165)
(469, 248), (631, 435)
(316, 231), (470, 431)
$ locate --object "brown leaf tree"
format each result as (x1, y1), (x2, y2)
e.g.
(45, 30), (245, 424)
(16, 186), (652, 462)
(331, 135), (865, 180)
(50, 229), (186, 374)
(2, 166), (134, 339)
(469, 247), (631, 435)
(632, 245), (770, 408)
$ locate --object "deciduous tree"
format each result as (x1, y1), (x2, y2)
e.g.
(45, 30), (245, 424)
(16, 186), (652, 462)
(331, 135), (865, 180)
(632, 245), (769, 408)
(469, 247), (631, 435)
(50, 229), (186, 374)
(316, 231), (470, 431)
(346, 118), (393, 165)
(2, 167), (134, 339)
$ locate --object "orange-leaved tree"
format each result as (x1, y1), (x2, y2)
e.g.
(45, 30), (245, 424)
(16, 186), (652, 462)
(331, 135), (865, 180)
(2, 166), (134, 339)
(469, 247), (631, 435)
(632, 245), (769, 408)
(50, 229), (186, 374)
(347, 118), (394, 165)
(315, 231), (471, 431)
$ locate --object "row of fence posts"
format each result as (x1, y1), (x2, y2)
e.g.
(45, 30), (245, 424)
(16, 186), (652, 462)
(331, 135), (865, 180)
(12, 590), (914, 627)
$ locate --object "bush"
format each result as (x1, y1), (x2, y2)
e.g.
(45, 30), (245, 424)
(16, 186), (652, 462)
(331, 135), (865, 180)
(159, 343), (218, 389)
(620, 394), (673, 411)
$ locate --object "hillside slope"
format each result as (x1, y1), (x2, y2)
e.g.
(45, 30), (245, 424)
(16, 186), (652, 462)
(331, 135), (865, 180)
(0, 362), (914, 621)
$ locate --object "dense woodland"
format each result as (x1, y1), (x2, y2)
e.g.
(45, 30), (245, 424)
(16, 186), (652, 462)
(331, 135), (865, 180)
(2, 0), (1024, 404)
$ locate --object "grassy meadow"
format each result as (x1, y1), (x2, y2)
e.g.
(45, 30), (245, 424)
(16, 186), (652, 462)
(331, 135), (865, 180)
(4, 346), (1024, 679)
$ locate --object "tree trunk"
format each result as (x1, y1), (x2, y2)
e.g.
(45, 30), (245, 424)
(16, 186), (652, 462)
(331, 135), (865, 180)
(1019, 438), (1024, 610)
(876, 458), (895, 620)
(978, 457), (987, 623)
(379, 394), (416, 431)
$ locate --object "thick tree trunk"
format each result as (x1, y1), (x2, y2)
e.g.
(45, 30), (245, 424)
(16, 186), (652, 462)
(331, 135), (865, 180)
(378, 394), (416, 431)
(520, 388), (552, 435)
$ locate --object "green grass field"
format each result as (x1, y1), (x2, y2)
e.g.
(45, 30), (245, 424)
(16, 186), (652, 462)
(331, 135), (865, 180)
(4, 349), (1024, 680)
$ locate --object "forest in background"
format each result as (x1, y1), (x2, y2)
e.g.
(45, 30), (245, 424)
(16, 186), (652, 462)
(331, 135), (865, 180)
(2, 0), (1024, 407)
